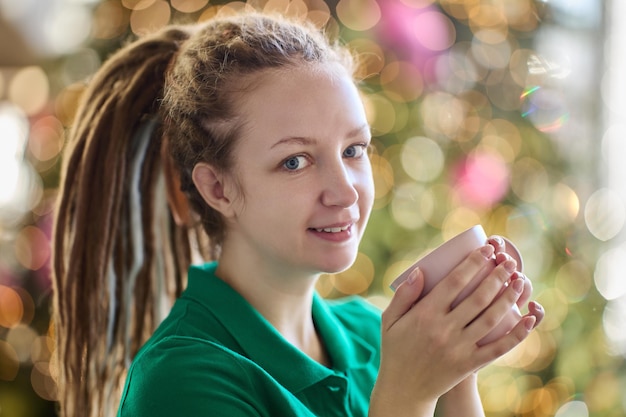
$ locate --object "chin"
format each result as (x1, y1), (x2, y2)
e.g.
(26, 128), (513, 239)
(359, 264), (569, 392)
(318, 255), (358, 275)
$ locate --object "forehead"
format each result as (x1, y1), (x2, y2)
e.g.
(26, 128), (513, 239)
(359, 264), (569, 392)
(233, 62), (366, 139)
(235, 61), (351, 103)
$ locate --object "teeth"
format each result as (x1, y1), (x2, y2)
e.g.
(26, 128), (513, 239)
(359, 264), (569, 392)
(315, 225), (350, 233)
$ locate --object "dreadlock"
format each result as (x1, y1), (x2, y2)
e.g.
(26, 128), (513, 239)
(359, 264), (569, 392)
(52, 11), (355, 417)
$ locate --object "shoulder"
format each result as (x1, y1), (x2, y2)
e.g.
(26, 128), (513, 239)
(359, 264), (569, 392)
(118, 336), (276, 416)
(121, 336), (257, 395)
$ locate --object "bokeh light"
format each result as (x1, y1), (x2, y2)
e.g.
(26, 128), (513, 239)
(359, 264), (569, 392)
(0, 285), (24, 329)
(401, 136), (444, 182)
(92, 0), (130, 39)
(554, 400), (589, 417)
(43, 4), (93, 55)
(130, 0), (172, 35)
(28, 116), (66, 171)
(380, 60), (424, 102)
(171, 0), (208, 13)
(122, 0), (157, 10)
(451, 149), (510, 208)
(0, 103), (29, 207)
(336, 0), (380, 31)
(521, 85), (570, 132)
(584, 188), (625, 242)
(603, 298), (626, 357)
(14, 226), (51, 272)
(0, 103), (44, 226)
(412, 9), (456, 52)
(594, 245), (626, 301)
(8, 66), (49, 116)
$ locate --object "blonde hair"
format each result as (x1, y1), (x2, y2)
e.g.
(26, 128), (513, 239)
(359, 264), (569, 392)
(52, 12), (356, 417)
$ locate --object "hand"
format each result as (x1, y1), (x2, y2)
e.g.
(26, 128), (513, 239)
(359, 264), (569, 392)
(436, 236), (544, 417)
(371, 245), (536, 416)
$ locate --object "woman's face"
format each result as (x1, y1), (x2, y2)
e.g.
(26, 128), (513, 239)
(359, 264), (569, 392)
(222, 63), (374, 276)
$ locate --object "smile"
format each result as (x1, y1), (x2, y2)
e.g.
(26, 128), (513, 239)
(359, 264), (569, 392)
(314, 225), (351, 233)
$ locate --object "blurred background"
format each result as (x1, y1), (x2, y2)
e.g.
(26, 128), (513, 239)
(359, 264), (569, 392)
(1, 0), (625, 416)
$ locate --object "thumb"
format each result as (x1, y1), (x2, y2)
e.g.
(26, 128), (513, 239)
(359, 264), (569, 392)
(382, 267), (425, 330)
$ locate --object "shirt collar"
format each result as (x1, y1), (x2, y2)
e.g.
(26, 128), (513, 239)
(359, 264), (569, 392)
(311, 292), (376, 372)
(186, 262), (375, 393)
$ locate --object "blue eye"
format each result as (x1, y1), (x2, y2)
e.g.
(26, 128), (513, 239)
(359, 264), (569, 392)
(343, 144), (365, 158)
(283, 155), (308, 171)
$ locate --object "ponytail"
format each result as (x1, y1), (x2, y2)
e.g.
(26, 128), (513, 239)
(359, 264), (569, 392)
(52, 26), (209, 417)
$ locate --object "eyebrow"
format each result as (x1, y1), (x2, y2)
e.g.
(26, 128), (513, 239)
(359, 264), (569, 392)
(270, 124), (371, 149)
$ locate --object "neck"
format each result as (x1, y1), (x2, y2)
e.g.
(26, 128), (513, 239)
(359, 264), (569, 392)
(215, 248), (330, 366)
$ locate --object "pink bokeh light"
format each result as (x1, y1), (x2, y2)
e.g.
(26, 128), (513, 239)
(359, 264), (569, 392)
(452, 151), (510, 208)
(376, 1), (456, 75)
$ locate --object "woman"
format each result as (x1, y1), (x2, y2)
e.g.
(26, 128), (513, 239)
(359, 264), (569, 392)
(52, 11), (544, 417)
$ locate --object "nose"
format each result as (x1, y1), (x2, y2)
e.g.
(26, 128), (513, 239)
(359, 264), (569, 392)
(320, 160), (359, 208)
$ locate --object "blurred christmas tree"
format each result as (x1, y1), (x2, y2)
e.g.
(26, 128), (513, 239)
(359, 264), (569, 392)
(0, 1), (623, 416)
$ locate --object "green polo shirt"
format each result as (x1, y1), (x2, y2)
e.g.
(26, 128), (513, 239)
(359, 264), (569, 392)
(117, 262), (381, 416)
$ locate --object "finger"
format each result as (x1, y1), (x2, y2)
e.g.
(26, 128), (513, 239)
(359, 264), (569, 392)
(463, 276), (524, 342)
(490, 236), (524, 274)
(487, 235), (506, 254)
(492, 256), (530, 307)
(451, 258), (517, 324)
(493, 255), (530, 306)
(494, 251), (517, 269)
(430, 245), (495, 309)
(472, 315), (536, 365)
(381, 267), (425, 330)
(526, 300), (545, 328)
(515, 273), (532, 307)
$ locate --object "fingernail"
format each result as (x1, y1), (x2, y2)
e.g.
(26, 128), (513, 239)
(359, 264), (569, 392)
(512, 278), (523, 293)
(407, 268), (419, 285)
(493, 236), (504, 246)
(525, 316), (536, 331)
(480, 245), (494, 258)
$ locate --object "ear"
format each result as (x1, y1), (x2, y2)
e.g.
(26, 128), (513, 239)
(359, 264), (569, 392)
(192, 162), (237, 218)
